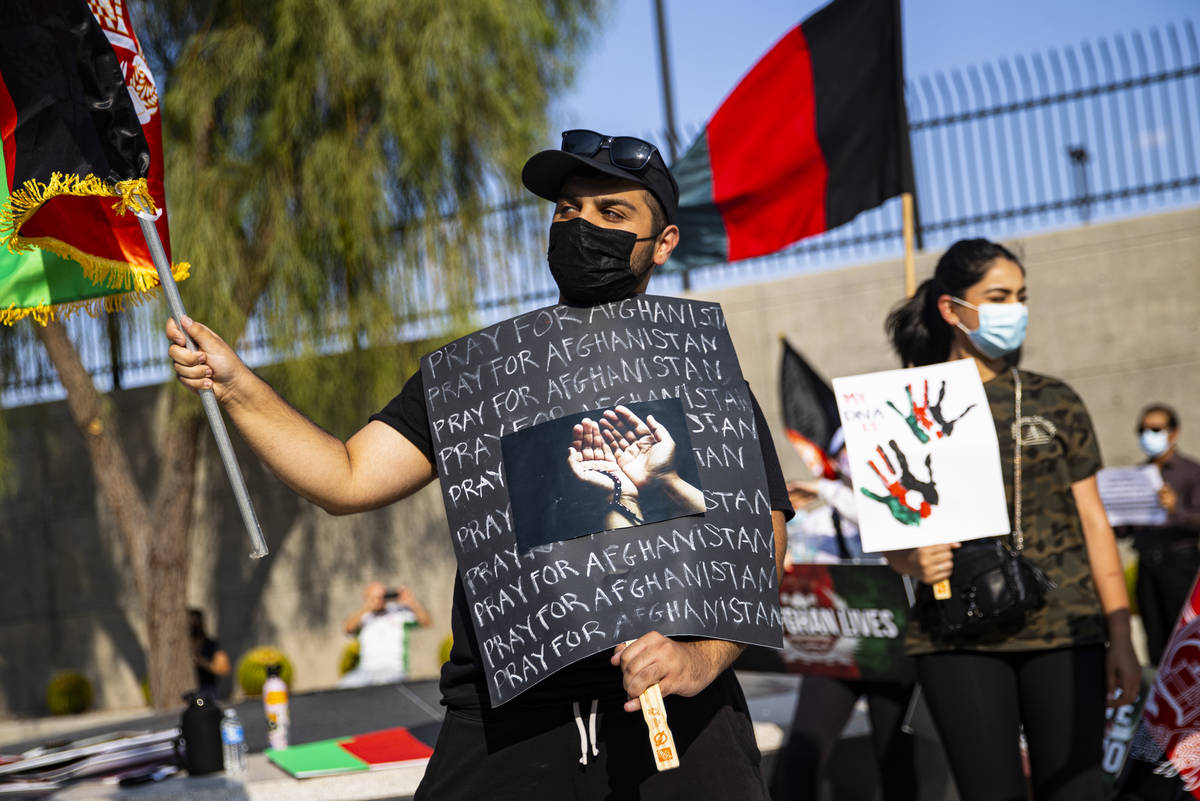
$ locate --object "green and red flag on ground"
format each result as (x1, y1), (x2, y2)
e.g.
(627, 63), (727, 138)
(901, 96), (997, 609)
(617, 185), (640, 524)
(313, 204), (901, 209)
(670, 0), (915, 270)
(266, 727), (435, 779)
(0, 0), (188, 324)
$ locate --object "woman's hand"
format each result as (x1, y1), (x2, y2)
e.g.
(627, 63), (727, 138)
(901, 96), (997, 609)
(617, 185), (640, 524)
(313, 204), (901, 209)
(1105, 610), (1143, 707)
(914, 542), (960, 584)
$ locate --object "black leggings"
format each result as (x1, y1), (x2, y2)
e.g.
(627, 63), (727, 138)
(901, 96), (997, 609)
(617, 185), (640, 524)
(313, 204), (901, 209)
(916, 645), (1107, 801)
(779, 676), (916, 801)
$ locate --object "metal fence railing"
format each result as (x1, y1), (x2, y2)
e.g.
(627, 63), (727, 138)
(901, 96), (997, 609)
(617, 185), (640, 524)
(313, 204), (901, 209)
(2, 21), (1198, 406)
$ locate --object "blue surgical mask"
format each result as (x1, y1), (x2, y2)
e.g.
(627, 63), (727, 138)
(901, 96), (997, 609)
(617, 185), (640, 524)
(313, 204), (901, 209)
(952, 298), (1028, 359)
(1140, 429), (1171, 458)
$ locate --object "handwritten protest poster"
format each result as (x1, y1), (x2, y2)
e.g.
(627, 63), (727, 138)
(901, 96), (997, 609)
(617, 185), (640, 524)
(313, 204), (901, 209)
(832, 360), (1010, 553)
(422, 295), (781, 705)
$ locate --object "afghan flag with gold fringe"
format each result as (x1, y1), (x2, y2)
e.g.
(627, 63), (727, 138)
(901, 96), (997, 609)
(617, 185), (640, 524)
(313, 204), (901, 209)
(0, 0), (188, 324)
(671, 0), (914, 270)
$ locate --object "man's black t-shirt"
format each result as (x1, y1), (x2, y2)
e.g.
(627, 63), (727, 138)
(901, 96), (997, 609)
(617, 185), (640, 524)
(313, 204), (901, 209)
(372, 370), (794, 712)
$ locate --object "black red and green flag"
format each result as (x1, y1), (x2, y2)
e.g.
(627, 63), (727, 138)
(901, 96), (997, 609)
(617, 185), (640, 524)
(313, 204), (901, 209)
(780, 338), (841, 479)
(671, 0), (915, 270)
(0, 0), (188, 324)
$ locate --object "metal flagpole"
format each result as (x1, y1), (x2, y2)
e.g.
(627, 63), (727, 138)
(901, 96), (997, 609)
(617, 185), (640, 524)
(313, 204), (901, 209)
(135, 211), (269, 559)
(652, 0), (680, 164)
(653, 0), (691, 293)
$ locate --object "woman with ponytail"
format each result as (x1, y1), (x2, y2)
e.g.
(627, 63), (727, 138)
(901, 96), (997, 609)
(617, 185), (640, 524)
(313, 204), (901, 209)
(883, 239), (1140, 801)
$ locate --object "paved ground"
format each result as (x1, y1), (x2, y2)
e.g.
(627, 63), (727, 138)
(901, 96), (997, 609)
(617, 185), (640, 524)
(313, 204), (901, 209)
(0, 672), (958, 801)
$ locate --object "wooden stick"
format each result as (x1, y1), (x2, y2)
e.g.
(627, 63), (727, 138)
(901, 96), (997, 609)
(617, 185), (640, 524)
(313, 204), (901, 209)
(902, 192), (917, 298)
(639, 682), (680, 771)
(902, 192), (947, 601)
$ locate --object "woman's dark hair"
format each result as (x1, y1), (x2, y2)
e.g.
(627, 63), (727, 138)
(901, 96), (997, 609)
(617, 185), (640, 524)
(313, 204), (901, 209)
(885, 238), (1024, 366)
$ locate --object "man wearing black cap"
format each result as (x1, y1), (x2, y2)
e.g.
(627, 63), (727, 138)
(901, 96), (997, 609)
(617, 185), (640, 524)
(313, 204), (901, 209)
(166, 131), (791, 799)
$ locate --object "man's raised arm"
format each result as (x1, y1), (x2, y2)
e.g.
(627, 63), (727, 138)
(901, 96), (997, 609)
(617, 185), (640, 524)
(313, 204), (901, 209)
(166, 316), (434, 515)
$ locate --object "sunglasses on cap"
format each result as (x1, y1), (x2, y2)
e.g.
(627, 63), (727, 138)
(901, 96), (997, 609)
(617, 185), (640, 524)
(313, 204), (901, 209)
(560, 129), (659, 171)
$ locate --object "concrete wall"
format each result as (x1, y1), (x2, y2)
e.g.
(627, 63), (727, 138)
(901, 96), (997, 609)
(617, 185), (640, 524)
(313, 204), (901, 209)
(0, 207), (1196, 717)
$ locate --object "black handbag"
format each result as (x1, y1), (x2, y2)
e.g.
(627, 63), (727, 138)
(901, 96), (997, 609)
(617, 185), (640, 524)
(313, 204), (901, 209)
(917, 368), (1056, 638)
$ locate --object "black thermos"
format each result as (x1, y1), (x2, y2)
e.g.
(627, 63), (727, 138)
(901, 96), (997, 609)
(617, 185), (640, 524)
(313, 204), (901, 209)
(180, 692), (224, 775)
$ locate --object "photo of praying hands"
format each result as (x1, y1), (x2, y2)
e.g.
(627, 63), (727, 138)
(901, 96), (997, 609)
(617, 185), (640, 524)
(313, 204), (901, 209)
(567, 415), (645, 529)
(563, 402), (706, 530)
(509, 398), (707, 548)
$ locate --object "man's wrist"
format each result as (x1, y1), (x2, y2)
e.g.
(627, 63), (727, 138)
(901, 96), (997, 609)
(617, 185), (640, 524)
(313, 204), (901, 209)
(219, 361), (261, 411)
(685, 638), (744, 675)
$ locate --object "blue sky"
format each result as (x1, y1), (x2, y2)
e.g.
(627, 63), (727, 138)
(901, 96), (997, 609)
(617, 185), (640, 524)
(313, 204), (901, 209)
(550, 0), (1195, 150)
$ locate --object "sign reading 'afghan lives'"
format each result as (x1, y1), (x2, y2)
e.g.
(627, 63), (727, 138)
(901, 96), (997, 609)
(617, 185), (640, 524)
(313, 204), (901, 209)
(421, 295), (782, 705)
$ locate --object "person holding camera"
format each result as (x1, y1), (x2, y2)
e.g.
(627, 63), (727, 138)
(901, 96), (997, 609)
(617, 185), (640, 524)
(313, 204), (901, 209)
(881, 239), (1140, 801)
(338, 581), (432, 688)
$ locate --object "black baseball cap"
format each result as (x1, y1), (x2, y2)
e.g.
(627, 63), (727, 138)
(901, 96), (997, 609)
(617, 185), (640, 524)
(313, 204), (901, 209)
(521, 130), (680, 225)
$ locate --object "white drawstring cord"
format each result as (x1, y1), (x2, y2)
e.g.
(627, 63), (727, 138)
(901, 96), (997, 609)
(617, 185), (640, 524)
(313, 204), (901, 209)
(572, 699), (601, 765)
(572, 701), (588, 765)
(587, 699), (599, 760)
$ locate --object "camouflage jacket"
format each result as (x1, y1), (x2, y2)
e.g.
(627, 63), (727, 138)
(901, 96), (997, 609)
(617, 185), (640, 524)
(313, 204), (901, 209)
(907, 368), (1108, 654)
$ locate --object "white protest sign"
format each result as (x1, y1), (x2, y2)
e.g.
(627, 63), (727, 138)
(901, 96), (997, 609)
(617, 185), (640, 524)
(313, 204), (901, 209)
(1097, 465), (1167, 527)
(832, 360), (1010, 553)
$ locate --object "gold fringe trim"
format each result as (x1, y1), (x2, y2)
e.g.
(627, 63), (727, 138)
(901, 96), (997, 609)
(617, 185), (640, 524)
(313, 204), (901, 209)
(2, 171), (160, 259)
(0, 257), (190, 327)
(17, 234), (189, 294)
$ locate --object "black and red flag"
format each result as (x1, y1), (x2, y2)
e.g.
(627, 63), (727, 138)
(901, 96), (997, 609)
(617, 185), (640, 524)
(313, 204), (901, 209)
(779, 338), (841, 479)
(0, 0), (188, 321)
(670, 0), (915, 269)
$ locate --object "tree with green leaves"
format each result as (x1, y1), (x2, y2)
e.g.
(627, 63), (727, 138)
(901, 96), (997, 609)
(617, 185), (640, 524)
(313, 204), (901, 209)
(3, 0), (600, 710)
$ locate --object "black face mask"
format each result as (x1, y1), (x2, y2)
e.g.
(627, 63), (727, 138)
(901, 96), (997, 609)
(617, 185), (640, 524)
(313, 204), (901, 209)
(547, 218), (654, 306)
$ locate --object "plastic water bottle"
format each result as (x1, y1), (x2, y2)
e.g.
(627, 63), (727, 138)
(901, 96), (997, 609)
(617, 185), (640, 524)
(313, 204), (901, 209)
(220, 707), (247, 776)
(262, 664), (289, 751)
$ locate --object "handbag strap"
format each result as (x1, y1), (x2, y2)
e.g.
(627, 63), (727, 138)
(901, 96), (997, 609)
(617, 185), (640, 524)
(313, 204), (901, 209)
(1011, 367), (1024, 551)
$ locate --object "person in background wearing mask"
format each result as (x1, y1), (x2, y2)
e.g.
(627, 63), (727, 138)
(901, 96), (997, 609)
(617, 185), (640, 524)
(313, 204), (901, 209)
(164, 130), (792, 800)
(1126, 404), (1200, 665)
(189, 608), (231, 698)
(880, 239), (1140, 801)
(779, 431), (917, 801)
